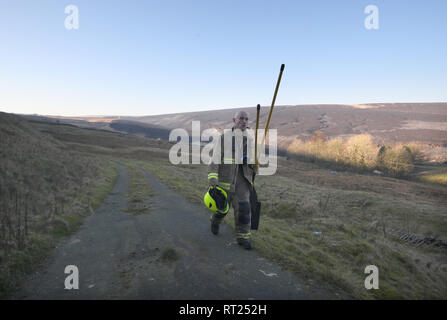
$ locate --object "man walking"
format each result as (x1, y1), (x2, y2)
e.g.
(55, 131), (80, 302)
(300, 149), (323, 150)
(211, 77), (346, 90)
(207, 110), (256, 250)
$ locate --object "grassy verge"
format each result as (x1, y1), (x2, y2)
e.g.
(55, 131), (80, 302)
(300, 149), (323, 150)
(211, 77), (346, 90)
(121, 160), (154, 215)
(416, 166), (447, 186)
(139, 158), (447, 299)
(139, 160), (207, 205)
(0, 158), (119, 299)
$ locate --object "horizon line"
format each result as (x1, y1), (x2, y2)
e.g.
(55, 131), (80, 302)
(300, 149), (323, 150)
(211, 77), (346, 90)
(5, 101), (447, 119)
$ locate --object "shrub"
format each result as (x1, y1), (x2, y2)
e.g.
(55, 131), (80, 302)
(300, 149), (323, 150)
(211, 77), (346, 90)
(345, 134), (378, 170)
(377, 144), (415, 176)
(325, 137), (347, 164)
(287, 133), (418, 176)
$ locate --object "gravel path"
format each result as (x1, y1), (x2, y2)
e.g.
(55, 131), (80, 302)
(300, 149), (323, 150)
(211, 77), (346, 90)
(17, 164), (346, 299)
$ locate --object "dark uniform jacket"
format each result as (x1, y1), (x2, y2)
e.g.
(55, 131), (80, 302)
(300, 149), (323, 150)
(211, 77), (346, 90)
(208, 127), (255, 193)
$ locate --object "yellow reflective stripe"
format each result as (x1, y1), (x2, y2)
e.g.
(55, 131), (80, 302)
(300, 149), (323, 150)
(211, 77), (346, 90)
(219, 182), (230, 190)
(208, 173), (218, 179)
(237, 232), (251, 239)
(223, 158), (235, 164)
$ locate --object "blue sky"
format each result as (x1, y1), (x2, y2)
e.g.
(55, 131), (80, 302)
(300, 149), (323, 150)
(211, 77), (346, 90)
(0, 0), (446, 116)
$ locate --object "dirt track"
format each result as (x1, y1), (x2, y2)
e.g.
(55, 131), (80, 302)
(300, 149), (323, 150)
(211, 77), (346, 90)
(17, 164), (346, 300)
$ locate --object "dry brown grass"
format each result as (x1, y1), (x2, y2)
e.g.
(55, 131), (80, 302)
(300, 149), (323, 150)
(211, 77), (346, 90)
(287, 133), (423, 177)
(139, 152), (447, 299)
(2, 112), (446, 299)
(0, 114), (120, 298)
(121, 160), (154, 216)
(276, 158), (447, 206)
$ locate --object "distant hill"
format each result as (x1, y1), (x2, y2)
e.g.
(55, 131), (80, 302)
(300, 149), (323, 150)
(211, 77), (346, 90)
(126, 103), (447, 146)
(109, 120), (171, 140)
(19, 102), (447, 160)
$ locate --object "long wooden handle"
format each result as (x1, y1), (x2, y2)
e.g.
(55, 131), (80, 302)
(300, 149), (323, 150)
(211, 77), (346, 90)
(256, 64), (285, 164)
(254, 104), (261, 168)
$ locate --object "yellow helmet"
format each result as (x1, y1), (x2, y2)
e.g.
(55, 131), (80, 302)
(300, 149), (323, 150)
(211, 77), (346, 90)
(204, 186), (229, 214)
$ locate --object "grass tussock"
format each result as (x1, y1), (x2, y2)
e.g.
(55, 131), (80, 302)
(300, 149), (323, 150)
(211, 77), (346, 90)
(160, 247), (180, 264)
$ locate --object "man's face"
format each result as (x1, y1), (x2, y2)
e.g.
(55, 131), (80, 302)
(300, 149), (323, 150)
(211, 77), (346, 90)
(233, 111), (248, 131)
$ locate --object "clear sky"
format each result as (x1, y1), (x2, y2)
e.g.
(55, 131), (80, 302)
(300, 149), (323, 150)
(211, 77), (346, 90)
(0, 0), (446, 116)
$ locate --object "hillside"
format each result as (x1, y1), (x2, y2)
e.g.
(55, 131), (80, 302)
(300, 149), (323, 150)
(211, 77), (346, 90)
(129, 103), (447, 158)
(130, 103), (447, 144)
(0, 113), (120, 297)
(25, 102), (447, 162)
(1, 111), (447, 299)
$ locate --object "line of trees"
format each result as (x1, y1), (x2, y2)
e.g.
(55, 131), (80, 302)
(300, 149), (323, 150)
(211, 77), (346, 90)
(287, 132), (420, 176)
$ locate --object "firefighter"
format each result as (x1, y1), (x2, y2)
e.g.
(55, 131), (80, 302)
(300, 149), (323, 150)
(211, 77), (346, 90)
(207, 110), (256, 250)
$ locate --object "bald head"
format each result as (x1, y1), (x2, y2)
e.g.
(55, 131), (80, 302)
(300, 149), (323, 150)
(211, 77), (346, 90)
(233, 111), (249, 131)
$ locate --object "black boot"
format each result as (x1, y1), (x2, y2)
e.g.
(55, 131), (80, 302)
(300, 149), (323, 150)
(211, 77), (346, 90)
(211, 220), (219, 235)
(237, 238), (253, 250)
